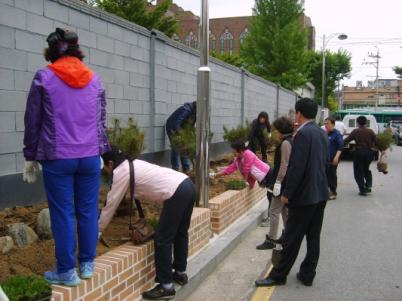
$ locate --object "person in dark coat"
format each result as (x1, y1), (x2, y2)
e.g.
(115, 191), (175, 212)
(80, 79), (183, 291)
(344, 115), (377, 196)
(165, 102), (196, 173)
(248, 111), (271, 162)
(255, 98), (329, 288)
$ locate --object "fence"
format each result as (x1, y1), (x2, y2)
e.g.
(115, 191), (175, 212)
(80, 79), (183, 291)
(0, 0), (298, 204)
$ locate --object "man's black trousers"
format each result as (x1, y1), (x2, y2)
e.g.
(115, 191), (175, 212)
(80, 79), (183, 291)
(269, 201), (327, 283)
(353, 148), (373, 193)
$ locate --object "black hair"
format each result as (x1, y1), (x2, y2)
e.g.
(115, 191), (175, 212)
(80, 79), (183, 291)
(257, 111), (271, 132)
(325, 116), (336, 125)
(230, 140), (246, 152)
(101, 145), (127, 170)
(44, 28), (85, 63)
(295, 98), (318, 119)
(273, 117), (293, 134)
(357, 116), (367, 126)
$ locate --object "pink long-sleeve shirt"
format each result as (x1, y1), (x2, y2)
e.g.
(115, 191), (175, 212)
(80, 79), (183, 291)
(99, 159), (188, 232)
(221, 149), (270, 188)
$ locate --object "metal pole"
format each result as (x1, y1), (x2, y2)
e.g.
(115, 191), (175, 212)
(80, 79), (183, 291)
(375, 47), (379, 109)
(241, 69), (245, 125)
(321, 34), (326, 123)
(149, 31), (156, 151)
(196, 0), (210, 208)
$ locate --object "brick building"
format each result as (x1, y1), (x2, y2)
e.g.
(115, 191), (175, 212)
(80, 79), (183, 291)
(158, 0), (315, 54)
(342, 80), (402, 108)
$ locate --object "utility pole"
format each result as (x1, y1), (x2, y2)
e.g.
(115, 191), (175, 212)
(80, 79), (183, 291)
(364, 46), (381, 108)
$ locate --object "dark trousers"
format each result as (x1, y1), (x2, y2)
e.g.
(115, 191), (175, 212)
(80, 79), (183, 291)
(154, 178), (196, 284)
(353, 149), (373, 193)
(249, 135), (267, 162)
(326, 164), (338, 194)
(269, 201), (327, 282)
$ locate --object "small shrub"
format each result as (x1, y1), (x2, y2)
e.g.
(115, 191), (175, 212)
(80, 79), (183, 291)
(1, 275), (51, 301)
(108, 118), (145, 160)
(223, 122), (251, 144)
(170, 122), (213, 166)
(376, 129), (393, 151)
(225, 179), (247, 190)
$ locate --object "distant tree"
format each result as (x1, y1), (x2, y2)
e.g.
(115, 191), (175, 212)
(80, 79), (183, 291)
(393, 66), (402, 79)
(306, 49), (352, 107)
(96, 0), (177, 37)
(240, 0), (309, 90)
(211, 51), (243, 68)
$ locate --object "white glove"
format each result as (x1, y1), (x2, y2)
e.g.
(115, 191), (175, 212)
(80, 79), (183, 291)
(209, 172), (217, 178)
(100, 156), (104, 170)
(273, 182), (281, 197)
(245, 141), (249, 147)
(98, 231), (102, 239)
(23, 161), (39, 183)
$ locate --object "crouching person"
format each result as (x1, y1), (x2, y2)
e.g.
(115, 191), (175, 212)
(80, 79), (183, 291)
(99, 147), (196, 300)
(214, 140), (274, 190)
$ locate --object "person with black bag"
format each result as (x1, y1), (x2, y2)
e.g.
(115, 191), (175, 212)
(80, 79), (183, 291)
(98, 146), (196, 300)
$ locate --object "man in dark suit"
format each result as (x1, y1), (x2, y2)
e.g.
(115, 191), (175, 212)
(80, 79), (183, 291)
(255, 98), (329, 287)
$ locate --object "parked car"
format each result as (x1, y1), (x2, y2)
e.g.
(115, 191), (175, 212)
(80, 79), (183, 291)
(342, 115), (380, 160)
(394, 125), (402, 146)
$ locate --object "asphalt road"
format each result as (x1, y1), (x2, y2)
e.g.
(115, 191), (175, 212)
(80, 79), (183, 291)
(187, 146), (402, 301)
(269, 147), (402, 301)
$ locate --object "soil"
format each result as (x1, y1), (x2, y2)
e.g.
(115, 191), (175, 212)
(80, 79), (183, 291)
(0, 155), (249, 282)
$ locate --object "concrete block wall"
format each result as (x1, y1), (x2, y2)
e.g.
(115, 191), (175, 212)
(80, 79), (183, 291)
(0, 0), (298, 178)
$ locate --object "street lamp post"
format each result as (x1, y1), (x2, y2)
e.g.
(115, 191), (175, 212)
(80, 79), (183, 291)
(195, 0), (211, 208)
(321, 33), (347, 121)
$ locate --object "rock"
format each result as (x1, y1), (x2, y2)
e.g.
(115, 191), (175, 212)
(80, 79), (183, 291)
(6, 223), (38, 248)
(36, 208), (53, 239)
(0, 236), (14, 254)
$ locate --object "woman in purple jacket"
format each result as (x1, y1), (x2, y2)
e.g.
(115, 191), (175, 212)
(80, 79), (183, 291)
(23, 28), (110, 286)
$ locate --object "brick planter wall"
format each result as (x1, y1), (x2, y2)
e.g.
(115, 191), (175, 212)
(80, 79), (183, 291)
(209, 186), (266, 234)
(51, 207), (210, 301)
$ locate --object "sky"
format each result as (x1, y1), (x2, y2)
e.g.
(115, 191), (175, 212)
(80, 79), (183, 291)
(173, 0), (402, 87)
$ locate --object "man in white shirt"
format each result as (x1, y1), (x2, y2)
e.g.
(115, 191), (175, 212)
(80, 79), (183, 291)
(335, 115), (346, 134)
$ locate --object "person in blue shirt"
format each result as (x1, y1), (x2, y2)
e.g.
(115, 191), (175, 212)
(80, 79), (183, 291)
(165, 102), (196, 173)
(324, 117), (344, 200)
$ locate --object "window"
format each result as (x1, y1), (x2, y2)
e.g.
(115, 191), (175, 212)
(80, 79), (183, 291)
(185, 31), (197, 48)
(240, 27), (249, 44)
(348, 119), (356, 128)
(210, 32), (216, 52)
(220, 29), (234, 54)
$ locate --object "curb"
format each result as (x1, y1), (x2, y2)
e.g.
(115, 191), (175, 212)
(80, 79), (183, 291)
(173, 197), (268, 301)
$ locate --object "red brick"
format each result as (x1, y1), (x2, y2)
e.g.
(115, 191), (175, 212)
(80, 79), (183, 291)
(119, 284), (134, 300)
(52, 286), (71, 301)
(83, 287), (101, 301)
(111, 282), (127, 297)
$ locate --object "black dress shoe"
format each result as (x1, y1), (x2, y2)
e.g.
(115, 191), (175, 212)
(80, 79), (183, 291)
(365, 187), (372, 193)
(358, 191), (367, 196)
(142, 284), (176, 300)
(256, 239), (276, 250)
(173, 271), (188, 286)
(296, 272), (313, 287)
(255, 277), (286, 287)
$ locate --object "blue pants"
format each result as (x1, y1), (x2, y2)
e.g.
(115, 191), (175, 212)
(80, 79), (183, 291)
(41, 156), (100, 273)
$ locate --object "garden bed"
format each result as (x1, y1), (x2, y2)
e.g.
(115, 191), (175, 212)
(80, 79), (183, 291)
(0, 157), (245, 283)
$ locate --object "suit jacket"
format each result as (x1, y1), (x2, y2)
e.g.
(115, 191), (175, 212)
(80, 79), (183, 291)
(283, 121), (329, 207)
